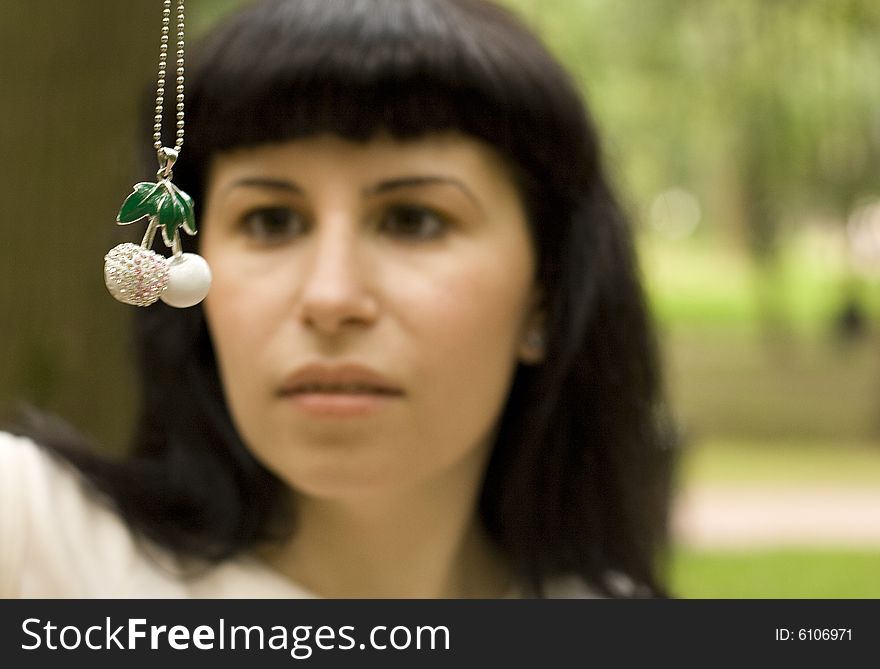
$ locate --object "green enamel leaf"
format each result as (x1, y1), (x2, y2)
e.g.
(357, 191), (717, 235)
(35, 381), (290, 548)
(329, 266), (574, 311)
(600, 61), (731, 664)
(156, 186), (182, 246)
(117, 182), (163, 224)
(175, 186), (197, 236)
(117, 180), (196, 246)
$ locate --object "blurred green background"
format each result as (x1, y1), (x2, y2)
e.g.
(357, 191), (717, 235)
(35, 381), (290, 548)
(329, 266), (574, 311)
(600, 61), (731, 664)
(1, 0), (877, 597)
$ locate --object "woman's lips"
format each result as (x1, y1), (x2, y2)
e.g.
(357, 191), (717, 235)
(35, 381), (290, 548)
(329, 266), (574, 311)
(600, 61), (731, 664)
(277, 362), (405, 418)
(282, 390), (402, 417)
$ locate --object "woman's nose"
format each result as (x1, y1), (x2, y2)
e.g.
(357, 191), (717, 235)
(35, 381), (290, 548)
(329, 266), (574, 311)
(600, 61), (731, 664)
(297, 222), (379, 335)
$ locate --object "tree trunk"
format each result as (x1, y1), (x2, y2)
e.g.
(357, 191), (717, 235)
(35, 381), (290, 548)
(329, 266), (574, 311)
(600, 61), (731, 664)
(0, 0), (160, 450)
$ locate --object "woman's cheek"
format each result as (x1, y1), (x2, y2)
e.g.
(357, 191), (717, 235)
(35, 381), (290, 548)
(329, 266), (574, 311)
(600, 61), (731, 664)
(405, 255), (527, 405)
(205, 258), (284, 407)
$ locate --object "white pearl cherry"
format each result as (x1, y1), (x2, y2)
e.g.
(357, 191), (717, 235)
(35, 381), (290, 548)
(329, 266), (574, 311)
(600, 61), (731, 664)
(159, 252), (212, 308)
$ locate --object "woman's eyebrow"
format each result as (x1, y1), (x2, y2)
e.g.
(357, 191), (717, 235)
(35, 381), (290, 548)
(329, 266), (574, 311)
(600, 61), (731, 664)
(223, 177), (304, 194)
(364, 176), (483, 211)
(222, 174), (483, 210)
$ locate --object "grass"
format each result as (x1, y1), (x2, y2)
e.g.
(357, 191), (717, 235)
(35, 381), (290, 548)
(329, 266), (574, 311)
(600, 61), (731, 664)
(660, 327), (880, 443)
(640, 232), (880, 448)
(678, 439), (880, 488)
(669, 548), (880, 598)
(670, 441), (880, 598)
(640, 231), (880, 331)
(643, 237), (880, 602)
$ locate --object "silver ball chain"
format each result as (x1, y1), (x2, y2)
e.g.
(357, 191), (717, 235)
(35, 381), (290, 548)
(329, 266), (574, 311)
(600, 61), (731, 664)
(152, 0), (186, 155)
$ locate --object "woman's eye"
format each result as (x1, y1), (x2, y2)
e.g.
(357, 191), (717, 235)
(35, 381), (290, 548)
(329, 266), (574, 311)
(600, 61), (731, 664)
(239, 207), (307, 243)
(379, 205), (449, 240)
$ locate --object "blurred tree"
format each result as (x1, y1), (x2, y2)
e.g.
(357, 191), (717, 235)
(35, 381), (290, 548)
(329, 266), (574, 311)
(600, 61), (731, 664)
(506, 0), (880, 329)
(0, 0), (261, 448)
(0, 1), (185, 447)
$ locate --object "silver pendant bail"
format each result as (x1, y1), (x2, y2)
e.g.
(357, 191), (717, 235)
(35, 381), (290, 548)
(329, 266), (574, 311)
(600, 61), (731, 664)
(157, 146), (179, 180)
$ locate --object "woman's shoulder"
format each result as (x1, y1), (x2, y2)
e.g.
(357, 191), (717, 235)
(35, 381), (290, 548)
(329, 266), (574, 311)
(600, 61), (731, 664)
(0, 430), (140, 597)
(0, 431), (314, 598)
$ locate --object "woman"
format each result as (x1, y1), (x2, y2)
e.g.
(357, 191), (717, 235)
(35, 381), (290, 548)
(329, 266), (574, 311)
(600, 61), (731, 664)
(0, 0), (674, 598)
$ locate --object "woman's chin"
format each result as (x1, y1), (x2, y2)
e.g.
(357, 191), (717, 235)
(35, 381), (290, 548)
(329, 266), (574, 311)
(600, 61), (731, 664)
(273, 455), (413, 502)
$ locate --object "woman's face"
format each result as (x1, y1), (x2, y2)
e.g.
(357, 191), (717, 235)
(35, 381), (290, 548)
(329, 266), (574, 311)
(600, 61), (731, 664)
(201, 133), (542, 500)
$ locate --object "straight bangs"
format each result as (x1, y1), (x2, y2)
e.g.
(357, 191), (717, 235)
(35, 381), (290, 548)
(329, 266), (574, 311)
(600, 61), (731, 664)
(176, 0), (594, 202)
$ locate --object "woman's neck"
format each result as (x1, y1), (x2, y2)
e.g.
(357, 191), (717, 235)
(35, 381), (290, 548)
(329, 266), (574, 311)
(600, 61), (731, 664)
(258, 460), (512, 598)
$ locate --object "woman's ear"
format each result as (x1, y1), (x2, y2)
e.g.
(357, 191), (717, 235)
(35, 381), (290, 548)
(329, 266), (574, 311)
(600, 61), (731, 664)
(517, 288), (546, 365)
(518, 322), (546, 364)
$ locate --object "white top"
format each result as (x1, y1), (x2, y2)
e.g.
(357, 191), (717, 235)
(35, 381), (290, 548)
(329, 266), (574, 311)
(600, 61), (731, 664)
(0, 431), (601, 599)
